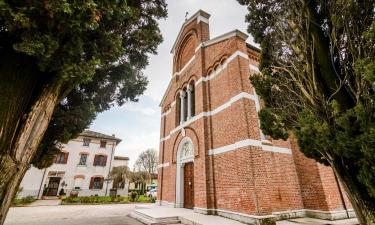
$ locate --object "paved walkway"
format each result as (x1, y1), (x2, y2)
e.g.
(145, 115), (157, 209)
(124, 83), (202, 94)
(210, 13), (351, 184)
(277, 217), (358, 225)
(4, 203), (359, 225)
(131, 204), (359, 225)
(5, 204), (145, 225)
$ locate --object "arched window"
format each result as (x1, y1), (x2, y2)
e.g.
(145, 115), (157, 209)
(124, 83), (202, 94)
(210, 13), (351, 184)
(176, 83), (196, 126)
(188, 81), (195, 117)
(176, 93), (181, 126)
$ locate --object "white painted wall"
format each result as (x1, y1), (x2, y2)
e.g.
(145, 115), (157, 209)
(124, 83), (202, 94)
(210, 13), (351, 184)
(19, 134), (128, 198)
(17, 167), (45, 198)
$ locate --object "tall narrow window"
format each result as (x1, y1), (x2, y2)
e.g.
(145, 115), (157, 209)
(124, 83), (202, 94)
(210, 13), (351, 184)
(183, 90), (188, 121)
(187, 82), (195, 118)
(179, 90), (187, 124)
(176, 94), (181, 126)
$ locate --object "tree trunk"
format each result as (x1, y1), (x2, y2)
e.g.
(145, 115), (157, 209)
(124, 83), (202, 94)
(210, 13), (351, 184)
(0, 51), (63, 225)
(331, 161), (375, 225)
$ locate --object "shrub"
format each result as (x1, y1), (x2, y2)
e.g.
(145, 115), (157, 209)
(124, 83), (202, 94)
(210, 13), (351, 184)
(136, 195), (154, 203)
(129, 191), (138, 202)
(12, 196), (36, 206)
(61, 195), (129, 204)
(21, 196), (36, 204)
(59, 188), (66, 196)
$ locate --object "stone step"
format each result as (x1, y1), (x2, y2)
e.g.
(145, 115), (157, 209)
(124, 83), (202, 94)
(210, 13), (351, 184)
(129, 210), (181, 225)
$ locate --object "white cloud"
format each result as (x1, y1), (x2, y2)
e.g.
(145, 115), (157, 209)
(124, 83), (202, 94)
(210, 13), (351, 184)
(121, 103), (156, 116)
(114, 131), (159, 168)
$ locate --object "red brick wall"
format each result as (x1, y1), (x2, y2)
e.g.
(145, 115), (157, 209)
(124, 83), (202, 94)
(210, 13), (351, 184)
(158, 12), (351, 218)
(290, 135), (352, 211)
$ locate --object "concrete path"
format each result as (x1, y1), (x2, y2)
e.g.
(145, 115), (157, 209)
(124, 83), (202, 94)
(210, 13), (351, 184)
(277, 217), (358, 225)
(5, 204), (146, 225)
(29, 199), (61, 206)
(131, 204), (359, 225)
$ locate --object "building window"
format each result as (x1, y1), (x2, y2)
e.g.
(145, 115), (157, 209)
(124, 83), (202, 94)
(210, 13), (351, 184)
(176, 83), (195, 126)
(54, 152), (68, 164)
(90, 177), (103, 189)
(73, 177), (84, 189)
(78, 154), (88, 166)
(83, 138), (91, 146)
(93, 178), (101, 189)
(100, 140), (107, 148)
(93, 155), (107, 167)
(188, 82), (195, 117)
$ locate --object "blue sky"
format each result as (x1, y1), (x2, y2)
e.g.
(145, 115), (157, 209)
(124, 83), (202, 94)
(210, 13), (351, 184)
(90, 0), (254, 167)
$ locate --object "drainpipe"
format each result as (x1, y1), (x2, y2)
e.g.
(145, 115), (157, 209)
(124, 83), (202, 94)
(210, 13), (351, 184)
(37, 168), (47, 199)
(105, 140), (116, 196)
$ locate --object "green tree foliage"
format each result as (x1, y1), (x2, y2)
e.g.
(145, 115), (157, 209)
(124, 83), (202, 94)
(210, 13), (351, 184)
(238, 0), (374, 224)
(110, 166), (130, 189)
(1, 0), (166, 168)
(0, 1), (167, 224)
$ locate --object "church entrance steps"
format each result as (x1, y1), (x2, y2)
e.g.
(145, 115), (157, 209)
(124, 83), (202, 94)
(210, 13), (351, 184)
(129, 205), (246, 225)
(130, 204), (359, 225)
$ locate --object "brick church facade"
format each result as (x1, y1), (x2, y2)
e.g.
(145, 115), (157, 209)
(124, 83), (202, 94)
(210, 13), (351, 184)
(157, 10), (355, 224)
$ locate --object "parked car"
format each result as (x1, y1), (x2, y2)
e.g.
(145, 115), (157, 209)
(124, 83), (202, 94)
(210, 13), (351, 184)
(146, 188), (157, 198)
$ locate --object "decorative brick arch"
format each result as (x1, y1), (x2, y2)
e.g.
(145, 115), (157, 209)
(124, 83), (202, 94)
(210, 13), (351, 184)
(175, 136), (194, 208)
(172, 127), (200, 164)
(174, 30), (198, 72)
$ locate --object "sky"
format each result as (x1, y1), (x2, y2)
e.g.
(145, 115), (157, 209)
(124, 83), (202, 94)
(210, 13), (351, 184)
(90, 0), (254, 168)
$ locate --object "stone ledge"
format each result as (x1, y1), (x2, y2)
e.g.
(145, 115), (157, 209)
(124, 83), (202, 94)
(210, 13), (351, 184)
(305, 209), (356, 220)
(272, 209), (356, 221)
(194, 207), (276, 225)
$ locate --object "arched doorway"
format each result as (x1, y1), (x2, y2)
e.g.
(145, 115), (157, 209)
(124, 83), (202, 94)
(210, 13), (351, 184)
(176, 137), (194, 209)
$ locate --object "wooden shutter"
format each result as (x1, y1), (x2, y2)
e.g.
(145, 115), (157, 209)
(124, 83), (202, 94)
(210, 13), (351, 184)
(100, 177), (104, 189)
(63, 152), (69, 164)
(89, 177), (94, 189)
(93, 155), (98, 166)
(103, 155), (108, 166)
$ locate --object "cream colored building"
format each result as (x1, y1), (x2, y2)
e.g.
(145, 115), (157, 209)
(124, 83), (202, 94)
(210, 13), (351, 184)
(19, 130), (129, 198)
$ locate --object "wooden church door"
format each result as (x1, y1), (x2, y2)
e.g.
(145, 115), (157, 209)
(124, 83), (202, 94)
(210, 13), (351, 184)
(183, 162), (194, 209)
